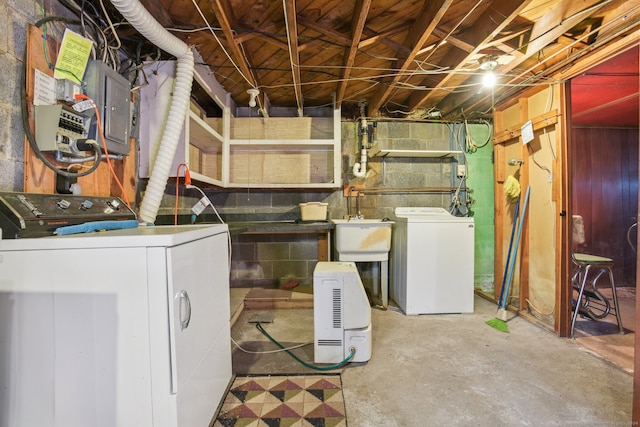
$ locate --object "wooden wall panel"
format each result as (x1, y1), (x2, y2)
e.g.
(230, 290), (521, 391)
(24, 25), (135, 203)
(571, 127), (639, 287)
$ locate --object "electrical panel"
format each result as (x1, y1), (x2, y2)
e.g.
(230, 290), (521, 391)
(83, 60), (131, 155)
(34, 104), (90, 154)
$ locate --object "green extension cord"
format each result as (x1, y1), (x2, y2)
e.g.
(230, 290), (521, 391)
(255, 322), (356, 371)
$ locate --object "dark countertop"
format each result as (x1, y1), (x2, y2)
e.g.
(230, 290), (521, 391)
(226, 220), (333, 235)
(155, 213), (334, 235)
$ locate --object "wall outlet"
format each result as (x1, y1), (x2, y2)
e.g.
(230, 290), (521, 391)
(457, 165), (466, 178)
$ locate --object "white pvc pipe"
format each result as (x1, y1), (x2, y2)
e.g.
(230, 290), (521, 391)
(353, 118), (367, 178)
(352, 148), (367, 178)
(110, 0), (195, 224)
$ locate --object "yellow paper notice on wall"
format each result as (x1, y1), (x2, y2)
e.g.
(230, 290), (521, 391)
(54, 29), (93, 84)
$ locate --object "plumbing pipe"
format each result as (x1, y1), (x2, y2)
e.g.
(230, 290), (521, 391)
(110, 0), (195, 224)
(352, 147), (367, 178)
(352, 117), (368, 178)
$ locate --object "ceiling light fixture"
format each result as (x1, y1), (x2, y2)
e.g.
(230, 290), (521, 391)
(478, 55), (498, 71)
(482, 71), (496, 88)
(478, 55), (498, 88)
(247, 88), (260, 108)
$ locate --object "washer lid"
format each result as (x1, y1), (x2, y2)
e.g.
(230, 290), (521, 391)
(394, 207), (450, 217)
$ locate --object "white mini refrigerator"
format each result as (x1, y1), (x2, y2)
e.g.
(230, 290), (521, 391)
(0, 225), (231, 427)
(391, 207), (475, 315)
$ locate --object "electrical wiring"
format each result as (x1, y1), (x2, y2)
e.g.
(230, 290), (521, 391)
(170, 172), (232, 272)
(231, 336), (313, 354)
(185, 184), (225, 225)
(74, 93), (131, 208)
(189, 0), (255, 88)
(174, 163), (191, 226)
(165, 25), (224, 33)
(462, 118), (492, 153)
(383, 0), (484, 106)
(60, 0), (110, 65)
(37, 2), (85, 84)
(444, 122), (470, 216)
(282, 0), (303, 112)
(97, 0), (122, 52)
(492, 6), (640, 106)
(21, 16), (103, 179)
(498, 0), (615, 61)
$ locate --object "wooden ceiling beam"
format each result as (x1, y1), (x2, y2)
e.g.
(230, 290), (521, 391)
(139, 0), (174, 27)
(406, 0), (534, 112)
(297, 16), (352, 46)
(233, 22), (279, 44)
(432, 27), (474, 53)
(283, 0), (304, 113)
(367, 0), (455, 114)
(481, 26), (532, 53)
(298, 16), (411, 57)
(439, 0), (636, 117)
(359, 24), (411, 53)
(250, 32), (290, 51)
(336, 0), (372, 107)
(525, 0), (608, 55)
(209, 0), (263, 107)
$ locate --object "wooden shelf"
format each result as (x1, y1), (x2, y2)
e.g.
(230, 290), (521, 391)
(229, 139), (335, 147)
(140, 61), (341, 188)
(189, 111), (223, 152)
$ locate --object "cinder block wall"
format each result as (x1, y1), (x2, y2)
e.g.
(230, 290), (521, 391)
(171, 120), (474, 290)
(344, 120), (458, 220)
(0, 0), (79, 192)
(0, 0), (37, 191)
(230, 233), (319, 287)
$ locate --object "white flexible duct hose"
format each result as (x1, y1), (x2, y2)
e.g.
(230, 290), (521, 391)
(110, 0), (195, 224)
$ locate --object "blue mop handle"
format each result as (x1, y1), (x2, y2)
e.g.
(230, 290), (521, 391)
(498, 198), (520, 309)
(501, 186), (531, 310)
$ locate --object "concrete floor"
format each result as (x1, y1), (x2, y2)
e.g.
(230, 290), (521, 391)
(229, 290), (633, 426)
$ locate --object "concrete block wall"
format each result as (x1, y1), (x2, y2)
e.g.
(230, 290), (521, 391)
(166, 120), (473, 290)
(230, 233), (318, 288)
(341, 121), (460, 219)
(0, 0), (37, 191)
(0, 0), (76, 191)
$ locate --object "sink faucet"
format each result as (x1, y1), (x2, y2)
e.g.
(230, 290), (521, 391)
(348, 186), (364, 219)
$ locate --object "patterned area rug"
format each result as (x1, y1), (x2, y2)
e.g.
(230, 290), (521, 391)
(213, 374), (346, 427)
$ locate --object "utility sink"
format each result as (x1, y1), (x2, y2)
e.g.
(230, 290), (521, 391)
(331, 219), (394, 261)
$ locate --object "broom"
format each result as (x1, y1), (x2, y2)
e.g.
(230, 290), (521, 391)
(487, 186), (530, 332)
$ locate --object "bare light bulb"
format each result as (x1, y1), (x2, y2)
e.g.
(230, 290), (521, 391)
(247, 88), (260, 108)
(482, 71), (496, 88)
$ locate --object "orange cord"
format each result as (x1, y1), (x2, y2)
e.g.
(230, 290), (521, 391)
(175, 163), (191, 225)
(74, 94), (131, 209)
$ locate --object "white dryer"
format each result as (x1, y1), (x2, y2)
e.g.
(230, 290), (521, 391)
(391, 207), (475, 315)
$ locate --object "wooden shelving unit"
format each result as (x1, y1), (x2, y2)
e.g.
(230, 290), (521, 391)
(140, 61), (342, 189)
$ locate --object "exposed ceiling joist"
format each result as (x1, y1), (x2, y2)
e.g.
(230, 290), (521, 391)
(336, 0), (372, 106)
(209, 0), (262, 108)
(443, 0), (640, 117)
(406, 0), (534, 112)
(104, 0), (640, 122)
(366, 0), (455, 114)
(283, 0), (303, 113)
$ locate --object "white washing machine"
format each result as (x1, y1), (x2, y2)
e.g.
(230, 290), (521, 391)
(391, 207), (475, 315)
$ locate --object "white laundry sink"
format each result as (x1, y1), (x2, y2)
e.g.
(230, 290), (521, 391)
(331, 219), (394, 261)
